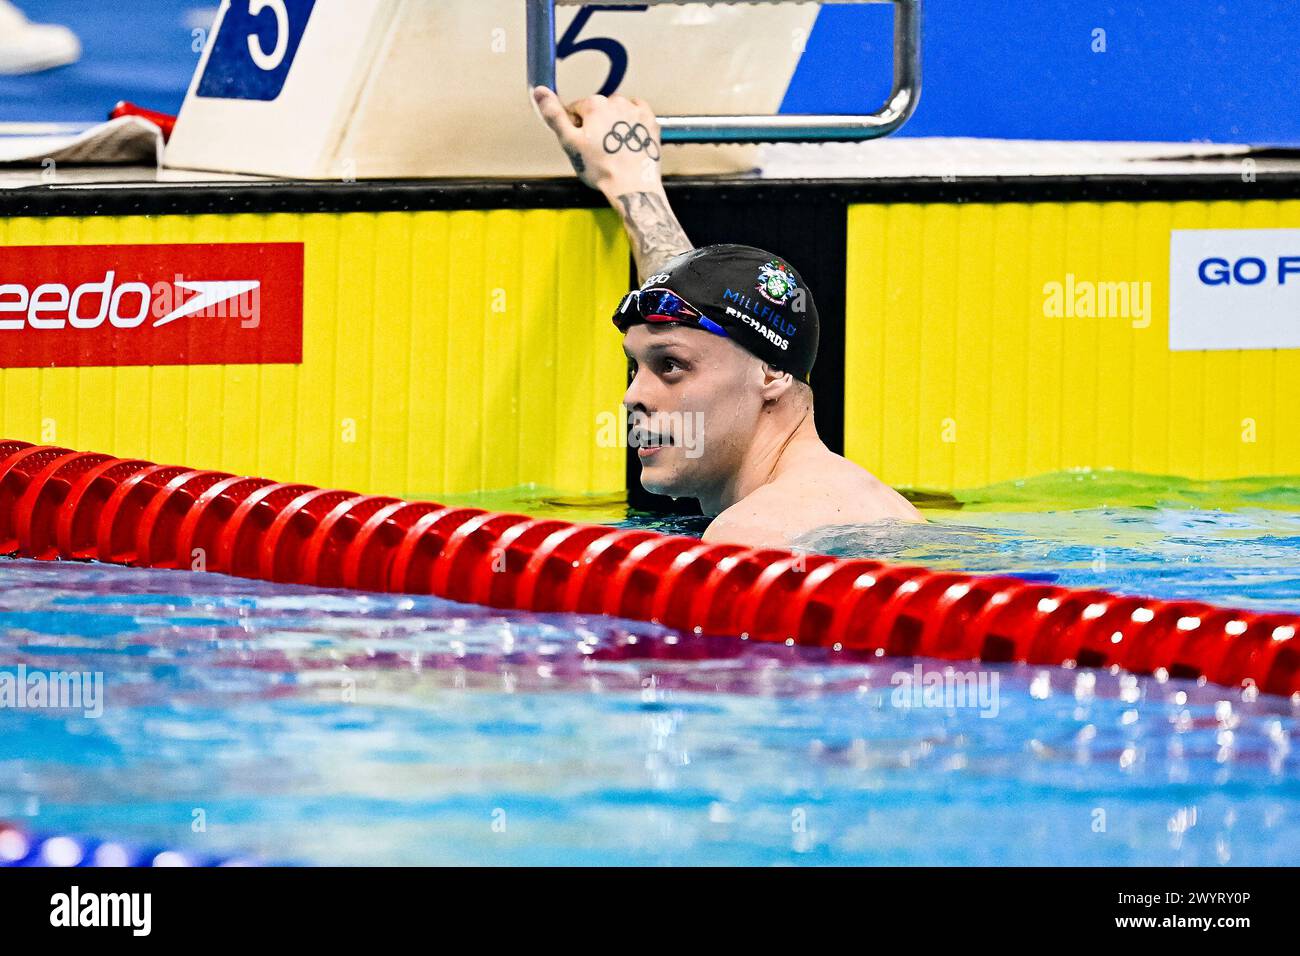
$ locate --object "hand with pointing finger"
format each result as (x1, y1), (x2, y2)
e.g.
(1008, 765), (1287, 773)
(532, 86), (665, 199)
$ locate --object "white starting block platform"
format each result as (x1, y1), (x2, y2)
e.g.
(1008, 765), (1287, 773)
(163, 0), (821, 179)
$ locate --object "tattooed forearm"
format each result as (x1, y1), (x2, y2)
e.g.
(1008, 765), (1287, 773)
(614, 191), (693, 285)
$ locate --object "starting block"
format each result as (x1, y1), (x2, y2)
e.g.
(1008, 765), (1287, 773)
(164, 0), (824, 179)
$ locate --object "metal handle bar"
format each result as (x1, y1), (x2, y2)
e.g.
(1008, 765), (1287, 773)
(526, 0), (921, 143)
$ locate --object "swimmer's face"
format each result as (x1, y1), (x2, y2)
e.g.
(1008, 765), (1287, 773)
(621, 324), (767, 503)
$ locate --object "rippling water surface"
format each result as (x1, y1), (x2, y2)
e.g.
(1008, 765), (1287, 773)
(2, 470), (1299, 865)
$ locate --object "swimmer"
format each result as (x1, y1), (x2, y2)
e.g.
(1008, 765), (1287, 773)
(534, 87), (923, 548)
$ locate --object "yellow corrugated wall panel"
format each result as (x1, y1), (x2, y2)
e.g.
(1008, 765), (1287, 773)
(846, 199), (1300, 491)
(0, 208), (629, 498)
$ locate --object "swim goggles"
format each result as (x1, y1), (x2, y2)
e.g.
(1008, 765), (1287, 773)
(612, 288), (729, 338)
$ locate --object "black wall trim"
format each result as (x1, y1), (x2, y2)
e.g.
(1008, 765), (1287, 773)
(2, 170), (1298, 219)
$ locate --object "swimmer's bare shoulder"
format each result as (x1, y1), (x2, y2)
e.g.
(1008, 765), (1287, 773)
(703, 450), (924, 548)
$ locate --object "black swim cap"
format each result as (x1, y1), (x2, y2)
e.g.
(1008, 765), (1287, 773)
(613, 244), (820, 382)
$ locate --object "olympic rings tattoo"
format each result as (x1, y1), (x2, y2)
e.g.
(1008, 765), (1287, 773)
(603, 121), (661, 161)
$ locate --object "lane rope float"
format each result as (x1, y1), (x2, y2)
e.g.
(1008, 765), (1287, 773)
(0, 820), (262, 868)
(2, 441), (1299, 697)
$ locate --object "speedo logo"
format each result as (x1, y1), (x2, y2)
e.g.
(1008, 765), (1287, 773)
(726, 305), (789, 351)
(0, 242), (304, 369)
(0, 273), (261, 331)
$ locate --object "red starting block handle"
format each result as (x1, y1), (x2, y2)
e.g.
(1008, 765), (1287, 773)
(109, 101), (178, 142)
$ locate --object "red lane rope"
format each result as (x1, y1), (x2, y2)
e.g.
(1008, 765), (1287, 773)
(2, 441), (1298, 696)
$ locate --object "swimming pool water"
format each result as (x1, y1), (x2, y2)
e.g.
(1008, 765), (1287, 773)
(2, 470), (1299, 865)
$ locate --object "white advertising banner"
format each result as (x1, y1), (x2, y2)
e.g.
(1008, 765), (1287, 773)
(1169, 228), (1300, 351)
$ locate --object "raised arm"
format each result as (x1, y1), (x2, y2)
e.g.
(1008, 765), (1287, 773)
(533, 87), (692, 285)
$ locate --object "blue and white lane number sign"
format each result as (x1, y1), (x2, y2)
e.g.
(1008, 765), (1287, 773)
(196, 0), (318, 101)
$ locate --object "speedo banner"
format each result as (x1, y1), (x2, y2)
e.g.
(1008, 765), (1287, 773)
(0, 243), (303, 368)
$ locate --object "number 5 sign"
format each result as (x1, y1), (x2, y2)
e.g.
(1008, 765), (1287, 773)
(196, 0), (318, 101)
(557, 4), (649, 97)
(167, 0), (816, 179)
